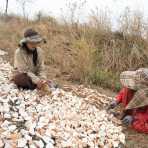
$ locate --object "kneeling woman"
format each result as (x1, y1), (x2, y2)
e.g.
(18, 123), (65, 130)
(108, 69), (148, 133)
(12, 28), (50, 90)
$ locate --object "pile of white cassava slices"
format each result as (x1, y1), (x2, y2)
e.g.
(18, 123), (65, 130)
(0, 49), (125, 148)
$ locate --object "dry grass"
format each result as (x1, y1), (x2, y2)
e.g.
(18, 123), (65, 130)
(0, 8), (148, 91)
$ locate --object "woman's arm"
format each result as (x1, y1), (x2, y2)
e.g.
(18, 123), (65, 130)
(37, 48), (47, 80)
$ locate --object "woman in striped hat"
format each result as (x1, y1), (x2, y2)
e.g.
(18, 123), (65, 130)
(108, 68), (148, 133)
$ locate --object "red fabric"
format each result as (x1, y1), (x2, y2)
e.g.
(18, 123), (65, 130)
(116, 87), (148, 133)
(132, 108), (148, 133)
(115, 87), (135, 107)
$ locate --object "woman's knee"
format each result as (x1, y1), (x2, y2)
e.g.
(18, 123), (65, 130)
(13, 73), (36, 90)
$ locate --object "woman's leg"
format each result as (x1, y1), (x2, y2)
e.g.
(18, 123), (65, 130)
(13, 73), (37, 90)
(131, 109), (148, 133)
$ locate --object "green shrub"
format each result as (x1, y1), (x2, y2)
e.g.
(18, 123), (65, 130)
(89, 70), (121, 92)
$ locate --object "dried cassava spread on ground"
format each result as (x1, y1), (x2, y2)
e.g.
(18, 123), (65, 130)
(0, 49), (125, 147)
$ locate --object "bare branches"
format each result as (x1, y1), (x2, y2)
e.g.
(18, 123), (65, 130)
(16, 0), (33, 18)
(5, 0), (9, 15)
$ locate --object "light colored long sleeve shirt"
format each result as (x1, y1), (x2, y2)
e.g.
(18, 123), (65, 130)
(13, 47), (46, 84)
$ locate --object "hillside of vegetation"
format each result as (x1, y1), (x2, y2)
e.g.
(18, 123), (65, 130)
(0, 9), (148, 91)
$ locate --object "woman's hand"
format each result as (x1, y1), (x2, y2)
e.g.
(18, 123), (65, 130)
(37, 80), (47, 89)
(107, 100), (120, 110)
(122, 115), (134, 126)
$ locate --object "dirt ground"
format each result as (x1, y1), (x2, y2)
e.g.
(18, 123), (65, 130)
(124, 129), (148, 148)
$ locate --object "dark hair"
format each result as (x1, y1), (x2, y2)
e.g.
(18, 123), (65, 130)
(22, 42), (38, 66)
